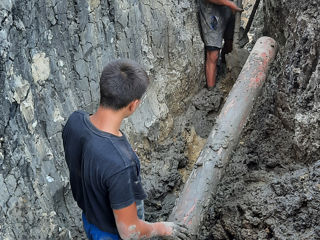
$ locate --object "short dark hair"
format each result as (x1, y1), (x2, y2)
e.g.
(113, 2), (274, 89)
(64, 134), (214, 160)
(99, 59), (149, 110)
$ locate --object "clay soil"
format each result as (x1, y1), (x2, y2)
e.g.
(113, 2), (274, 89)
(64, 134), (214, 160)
(199, 74), (320, 239)
(144, 1), (320, 239)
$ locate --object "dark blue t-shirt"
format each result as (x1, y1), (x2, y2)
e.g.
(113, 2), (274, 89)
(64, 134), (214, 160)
(62, 111), (147, 235)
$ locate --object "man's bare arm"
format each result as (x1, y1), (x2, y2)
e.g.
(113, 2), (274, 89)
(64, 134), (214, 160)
(207, 0), (243, 12)
(113, 202), (189, 239)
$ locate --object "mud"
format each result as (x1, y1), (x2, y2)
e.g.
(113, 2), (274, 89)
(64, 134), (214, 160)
(197, 0), (320, 239)
(141, 0), (263, 227)
(199, 71), (320, 239)
(142, 86), (225, 222)
(144, 1), (320, 239)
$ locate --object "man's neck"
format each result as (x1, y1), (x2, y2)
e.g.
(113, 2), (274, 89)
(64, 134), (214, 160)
(89, 106), (124, 137)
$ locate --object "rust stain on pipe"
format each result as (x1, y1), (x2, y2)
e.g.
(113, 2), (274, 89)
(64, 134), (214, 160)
(169, 37), (278, 236)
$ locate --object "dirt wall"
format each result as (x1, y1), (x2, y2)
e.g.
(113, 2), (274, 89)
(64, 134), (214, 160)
(0, 0), (203, 238)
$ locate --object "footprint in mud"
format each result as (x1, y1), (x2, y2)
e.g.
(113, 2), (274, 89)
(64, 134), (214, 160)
(191, 88), (223, 138)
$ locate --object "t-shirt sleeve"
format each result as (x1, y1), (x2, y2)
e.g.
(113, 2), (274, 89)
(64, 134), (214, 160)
(107, 167), (136, 210)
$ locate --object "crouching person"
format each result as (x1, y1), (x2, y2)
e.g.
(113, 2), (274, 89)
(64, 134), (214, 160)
(62, 59), (190, 240)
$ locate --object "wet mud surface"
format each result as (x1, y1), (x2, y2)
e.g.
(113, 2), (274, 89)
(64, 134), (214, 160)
(196, 1), (320, 239)
(143, 1), (320, 239)
(141, 0), (262, 225)
(146, 63), (319, 239)
(141, 0), (261, 228)
(141, 85), (225, 222)
(59, 0), (318, 238)
(199, 80), (320, 239)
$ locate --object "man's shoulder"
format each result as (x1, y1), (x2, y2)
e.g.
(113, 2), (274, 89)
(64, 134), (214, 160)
(67, 110), (86, 122)
(63, 110), (86, 130)
(62, 110), (88, 139)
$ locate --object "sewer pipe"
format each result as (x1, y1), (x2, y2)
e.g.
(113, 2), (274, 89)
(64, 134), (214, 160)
(169, 37), (278, 235)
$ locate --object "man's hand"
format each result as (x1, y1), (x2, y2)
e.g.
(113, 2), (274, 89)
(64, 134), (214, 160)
(208, 0), (243, 13)
(163, 222), (191, 240)
(227, 1), (243, 13)
(113, 204), (191, 239)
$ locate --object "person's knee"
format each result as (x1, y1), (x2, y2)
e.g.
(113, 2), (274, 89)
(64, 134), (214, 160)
(207, 50), (219, 64)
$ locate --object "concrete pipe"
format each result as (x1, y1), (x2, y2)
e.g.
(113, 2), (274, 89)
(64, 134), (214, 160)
(169, 37), (278, 235)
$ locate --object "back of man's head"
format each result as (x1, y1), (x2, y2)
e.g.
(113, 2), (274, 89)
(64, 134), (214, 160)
(99, 59), (149, 110)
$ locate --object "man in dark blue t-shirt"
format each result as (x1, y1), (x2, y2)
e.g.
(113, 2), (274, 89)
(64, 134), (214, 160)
(62, 59), (190, 239)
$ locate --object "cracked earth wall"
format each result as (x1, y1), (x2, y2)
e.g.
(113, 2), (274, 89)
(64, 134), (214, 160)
(0, 0), (203, 238)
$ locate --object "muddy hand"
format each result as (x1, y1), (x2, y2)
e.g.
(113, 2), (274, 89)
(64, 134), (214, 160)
(172, 223), (191, 239)
(163, 222), (191, 240)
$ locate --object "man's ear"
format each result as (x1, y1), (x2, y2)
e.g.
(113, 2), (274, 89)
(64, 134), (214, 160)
(128, 99), (141, 113)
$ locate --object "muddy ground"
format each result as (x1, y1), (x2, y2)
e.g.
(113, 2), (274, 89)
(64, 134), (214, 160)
(141, 0), (260, 223)
(199, 70), (320, 239)
(142, 84), (225, 222)
(197, 1), (320, 239)
(143, 1), (320, 239)
(138, 0), (241, 221)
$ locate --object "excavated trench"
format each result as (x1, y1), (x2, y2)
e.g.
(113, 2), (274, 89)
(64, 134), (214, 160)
(0, 0), (319, 239)
(140, 0), (261, 223)
(56, 1), (319, 239)
(140, 1), (320, 240)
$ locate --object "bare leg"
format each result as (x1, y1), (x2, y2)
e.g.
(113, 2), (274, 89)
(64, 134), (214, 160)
(206, 50), (219, 88)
